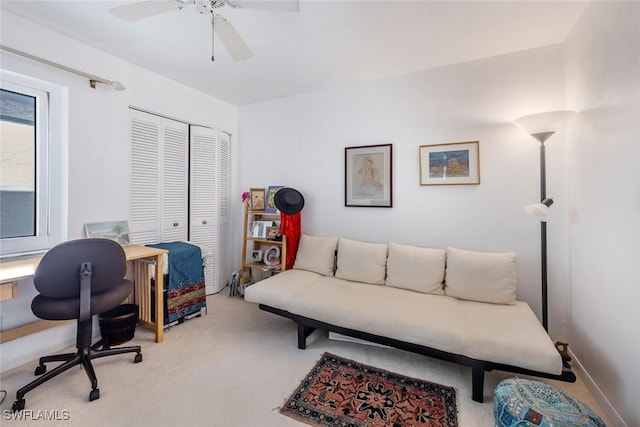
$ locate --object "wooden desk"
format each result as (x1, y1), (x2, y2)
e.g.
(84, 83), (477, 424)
(0, 257), (40, 301)
(0, 244), (168, 344)
(124, 245), (167, 343)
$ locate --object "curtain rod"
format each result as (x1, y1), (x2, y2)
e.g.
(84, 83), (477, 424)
(0, 44), (126, 91)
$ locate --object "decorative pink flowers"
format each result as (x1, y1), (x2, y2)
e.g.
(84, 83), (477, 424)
(241, 191), (250, 203)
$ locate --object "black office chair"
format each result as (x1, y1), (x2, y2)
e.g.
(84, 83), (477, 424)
(12, 238), (142, 412)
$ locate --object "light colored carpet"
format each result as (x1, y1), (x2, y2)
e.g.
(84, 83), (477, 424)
(0, 292), (610, 426)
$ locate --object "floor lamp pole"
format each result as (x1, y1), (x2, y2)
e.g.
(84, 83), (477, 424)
(514, 110), (575, 333)
(539, 142), (549, 331)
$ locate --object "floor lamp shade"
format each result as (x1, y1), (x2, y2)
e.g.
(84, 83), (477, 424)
(524, 198), (554, 221)
(513, 111), (575, 143)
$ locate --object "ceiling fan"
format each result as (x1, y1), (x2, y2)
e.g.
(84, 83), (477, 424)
(109, 0), (299, 61)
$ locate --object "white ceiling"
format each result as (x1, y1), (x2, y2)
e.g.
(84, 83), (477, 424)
(1, 0), (588, 106)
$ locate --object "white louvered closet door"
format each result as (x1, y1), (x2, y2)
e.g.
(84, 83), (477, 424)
(129, 110), (188, 245)
(190, 126), (218, 293)
(189, 128), (231, 294)
(216, 131), (231, 293)
(129, 110), (161, 244)
(160, 118), (189, 242)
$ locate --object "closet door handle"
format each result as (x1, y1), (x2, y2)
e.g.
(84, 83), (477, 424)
(173, 222), (179, 227)
(202, 220), (208, 225)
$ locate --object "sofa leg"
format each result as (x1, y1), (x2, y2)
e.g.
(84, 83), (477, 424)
(297, 323), (307, 349)
(472, 368), (485, 403)
(297, 324), (316, 350)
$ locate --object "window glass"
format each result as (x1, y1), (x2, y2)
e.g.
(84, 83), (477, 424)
(0, 88), (37, 239)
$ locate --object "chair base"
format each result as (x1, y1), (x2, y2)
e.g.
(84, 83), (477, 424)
(12, 339), (142, 412)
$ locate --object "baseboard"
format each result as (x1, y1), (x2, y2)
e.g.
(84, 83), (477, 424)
(569, 348), (627, 427)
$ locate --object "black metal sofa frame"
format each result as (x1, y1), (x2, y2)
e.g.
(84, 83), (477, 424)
(258, 304), (576, 403)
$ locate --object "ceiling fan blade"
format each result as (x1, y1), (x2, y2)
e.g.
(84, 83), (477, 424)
(213, 15), (254, 61)
(109, 0), (186, 21)
(227, 0), (299, 13)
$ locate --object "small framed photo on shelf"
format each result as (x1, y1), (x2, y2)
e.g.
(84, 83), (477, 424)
(251, 220), (273, 238)
(265, 185), (284, 213)
(250, 188), (266, 211)
(345, 143), (393, 207)
(251, 221), (266, 238)
(251, 250), (263, 263)
(267, 226), (279, 240)
(419, 141), (480, 186)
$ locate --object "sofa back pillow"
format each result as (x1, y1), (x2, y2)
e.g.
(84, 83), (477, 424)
(444, 247), (517, 304)
(335, 238), (388, 285)
(293, 234), (339, 276)
(385, 242), (445, 294)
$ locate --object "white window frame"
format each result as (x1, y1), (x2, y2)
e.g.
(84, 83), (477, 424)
(0, 70), (68, 258)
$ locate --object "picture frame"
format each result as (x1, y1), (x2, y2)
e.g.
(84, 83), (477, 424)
(251, 249), (263, 263)
(266, 226), (279, 240)
(345, 143), (393, 207)
(263, 245), (281, 268)
(419, 141), (480, 186)
(251, 221), (272, 239)
(250, 188), (266, 211)
(85, 221), (130, 245)
(265, 185), (284, 213)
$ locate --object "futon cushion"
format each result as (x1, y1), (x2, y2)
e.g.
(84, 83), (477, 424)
(444, 247), (517, 304)
(335, 238), (388, 285)
(385, 242), (445, 294)
(293, 234), (339, 276)
(243, 269), (324, 312)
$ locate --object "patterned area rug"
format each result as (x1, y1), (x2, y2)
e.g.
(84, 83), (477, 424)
(280, 353), (458, 427)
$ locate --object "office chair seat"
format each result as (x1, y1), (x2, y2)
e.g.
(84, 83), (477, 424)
(12, 238), (143, 412)
(32, 280), (132, 320)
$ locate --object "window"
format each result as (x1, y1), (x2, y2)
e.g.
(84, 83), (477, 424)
(0, 70), (67, 257)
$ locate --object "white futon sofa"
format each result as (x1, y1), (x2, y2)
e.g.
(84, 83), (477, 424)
(244, 235), (575, 402)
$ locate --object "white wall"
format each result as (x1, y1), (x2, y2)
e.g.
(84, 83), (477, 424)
(0, 11), (238, 372)
(236, 45), (570, 337)
(564, 2), (640, 425)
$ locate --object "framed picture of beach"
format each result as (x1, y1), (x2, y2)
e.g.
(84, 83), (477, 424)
(419, 141), (480, 186)
(85, 221), (131, 245)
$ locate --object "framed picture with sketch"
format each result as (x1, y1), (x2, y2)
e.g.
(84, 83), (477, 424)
(250, 188), (266, 211)
(345, 143), (392, 207)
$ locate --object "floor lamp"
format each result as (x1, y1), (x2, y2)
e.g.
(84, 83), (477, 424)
(513, 110), (574, 332)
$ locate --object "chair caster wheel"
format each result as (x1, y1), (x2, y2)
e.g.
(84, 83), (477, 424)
(134, 353), (142, 363)
(12, 399), (25, 412)
(89, 389), (100, 401)
(35, 365), (46, 375)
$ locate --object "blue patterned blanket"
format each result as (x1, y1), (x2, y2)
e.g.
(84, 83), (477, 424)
(147, 241), (206, 323)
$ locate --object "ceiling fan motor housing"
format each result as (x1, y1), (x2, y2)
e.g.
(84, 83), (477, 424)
(195, 0), (214, 15)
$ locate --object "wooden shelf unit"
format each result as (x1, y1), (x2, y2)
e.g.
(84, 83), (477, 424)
(240, 203), (286, 284)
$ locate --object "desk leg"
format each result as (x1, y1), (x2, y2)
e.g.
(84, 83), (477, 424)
(154, 255), (164, 343)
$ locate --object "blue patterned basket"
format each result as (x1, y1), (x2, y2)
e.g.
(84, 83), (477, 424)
(494, 378), (606, 427)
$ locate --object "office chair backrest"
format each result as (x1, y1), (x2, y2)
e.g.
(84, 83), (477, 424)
(34, 238), (127, 299)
